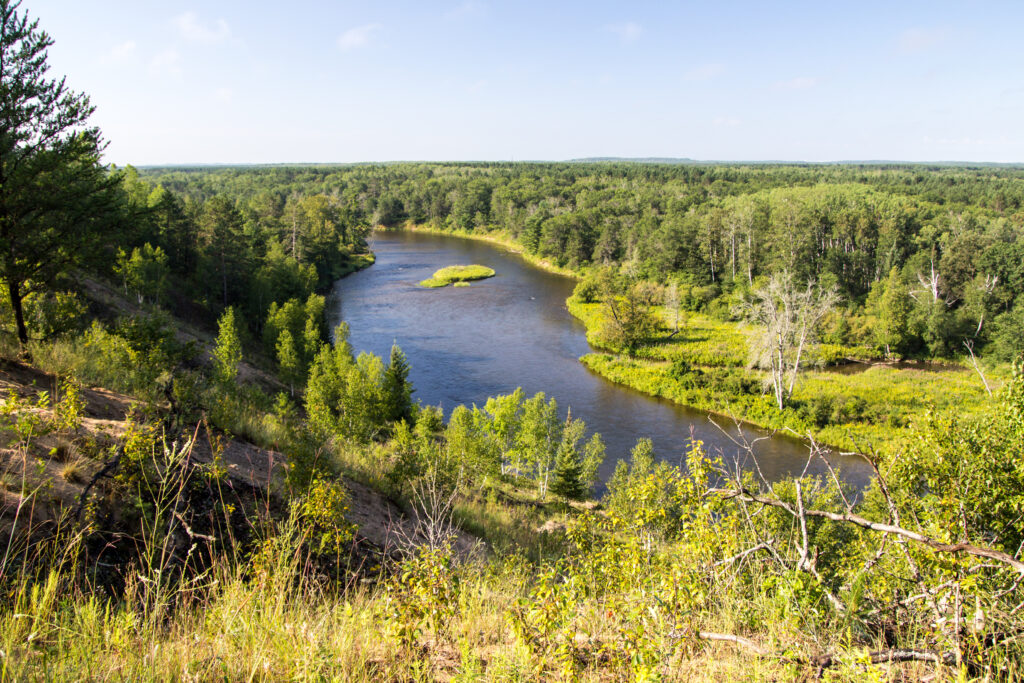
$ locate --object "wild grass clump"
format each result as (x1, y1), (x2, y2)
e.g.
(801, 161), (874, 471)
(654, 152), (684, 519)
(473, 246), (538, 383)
(419, 264), (495, 288)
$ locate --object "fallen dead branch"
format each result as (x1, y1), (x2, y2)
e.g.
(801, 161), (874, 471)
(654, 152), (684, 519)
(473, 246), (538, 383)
(709, 486), (1024, 576)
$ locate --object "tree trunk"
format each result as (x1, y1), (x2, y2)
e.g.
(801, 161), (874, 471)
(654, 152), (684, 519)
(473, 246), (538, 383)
(7, 279), (28, 348)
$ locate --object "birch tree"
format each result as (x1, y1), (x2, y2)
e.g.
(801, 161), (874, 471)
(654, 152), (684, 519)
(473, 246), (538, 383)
(740, 271), (838, 410)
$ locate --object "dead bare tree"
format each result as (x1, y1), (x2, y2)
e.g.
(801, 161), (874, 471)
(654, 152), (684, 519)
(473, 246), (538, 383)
(395, 462), (463, 555)
(688, 432), (1024, 675)
(964, 339), (993, 397)
(738, 271), (838, 409)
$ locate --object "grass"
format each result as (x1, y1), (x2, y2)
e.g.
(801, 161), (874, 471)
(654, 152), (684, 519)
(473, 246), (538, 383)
(419, 264), (496, 288)
(395, 223), (579, 278)
(570, 297), (1003, 454)
(1, 332), (1016, 680)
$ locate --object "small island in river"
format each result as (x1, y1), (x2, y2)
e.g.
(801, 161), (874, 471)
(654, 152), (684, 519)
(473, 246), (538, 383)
(419, 264), (496, 288)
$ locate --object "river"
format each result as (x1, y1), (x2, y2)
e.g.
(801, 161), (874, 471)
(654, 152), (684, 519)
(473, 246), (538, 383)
(329, 230), (873, 490)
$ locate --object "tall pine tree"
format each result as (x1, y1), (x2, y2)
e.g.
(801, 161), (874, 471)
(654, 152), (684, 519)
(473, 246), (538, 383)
(0, 0), (123, 347)
(382, 343), (413, 423)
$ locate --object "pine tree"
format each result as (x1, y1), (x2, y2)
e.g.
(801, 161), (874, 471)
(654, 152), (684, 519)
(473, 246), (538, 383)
(382, 343), (413, 423)
(549, 442), (586, 500)
(0, 0), (124, 347)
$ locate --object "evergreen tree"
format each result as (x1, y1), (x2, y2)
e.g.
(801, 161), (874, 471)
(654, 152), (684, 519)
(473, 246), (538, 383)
(382, 342), (413, 423)
(549, 441), (586, 500)
(0, 0), (124, 346)
(199, 195), (246, 307)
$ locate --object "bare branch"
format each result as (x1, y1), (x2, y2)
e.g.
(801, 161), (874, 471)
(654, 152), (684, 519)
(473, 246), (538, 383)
(710, 487), (1024, 575)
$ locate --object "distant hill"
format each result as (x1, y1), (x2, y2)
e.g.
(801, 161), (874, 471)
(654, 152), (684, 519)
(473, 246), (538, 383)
(568, 156), (1024, 168)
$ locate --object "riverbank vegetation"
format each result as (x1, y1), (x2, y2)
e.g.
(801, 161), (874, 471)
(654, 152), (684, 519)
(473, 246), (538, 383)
(419, 264), (496, 288)
(139, 158), (1023, 452)
(3, 4), (1024, 678)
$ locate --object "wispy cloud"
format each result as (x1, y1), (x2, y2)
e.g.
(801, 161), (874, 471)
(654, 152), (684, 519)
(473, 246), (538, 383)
(175, 11), (232, 44)
(607, 21), (642, 44)
(445, 1), (485, 20)
(215, 87), (233, 104)
(773, 76), (819, 91)
(713, 115), (741, 128)
(685, 63), (725, 82)
(898, 27), (949, 54)
(149, 49), (182, 77)
(100, 40), (137, 64)
(338, 24), (381, 51)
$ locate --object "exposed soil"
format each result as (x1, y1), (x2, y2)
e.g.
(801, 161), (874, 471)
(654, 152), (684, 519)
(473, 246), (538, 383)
(0, 358), (483, 574)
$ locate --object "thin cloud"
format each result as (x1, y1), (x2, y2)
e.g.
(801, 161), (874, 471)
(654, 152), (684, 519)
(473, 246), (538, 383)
(149, 49), (182, 77)
(176, 11), (232, 44)
(175, 11), (232, 44)
(100, 40), (137, 64)
(685, 63), (725, 81)
(338, 24), (381, 51)
(608, 22), (642, 44)
(774, 76), (819, 91)
(445, 1), (485, 20)
(713, 116), (741, 128)
(898, 27), (949, 54)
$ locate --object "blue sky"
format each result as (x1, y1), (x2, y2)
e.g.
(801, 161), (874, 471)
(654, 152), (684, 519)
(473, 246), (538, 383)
(30, 0), (1024, 164)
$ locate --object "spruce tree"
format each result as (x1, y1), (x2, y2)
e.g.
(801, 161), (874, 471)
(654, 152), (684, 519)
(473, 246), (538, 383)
(549, 442), (586, 500)
(382, 343), (413, 423)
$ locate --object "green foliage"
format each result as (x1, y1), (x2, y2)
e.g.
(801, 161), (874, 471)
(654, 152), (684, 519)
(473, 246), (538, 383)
(212, 307), (243, 387)
(0, 288), (87, 342)
(305, 323), (391, 443)
(114, 243), (169, 305)
(298, 476), (356, 555)
(595, 272), (661, 357)
(548, 440), (585, 501)
(380, 544), (460, 650)
(264, 294), (326, 385)
(382, 343), (414, 424)
(275, 328), (301, 394)
(889, 360), (1024, 552)
(418, 264), (495, 288)
(0, 0), (125, 346)
(52, 378), (85, 433)
(871, 267), (912, 358)
(570, 271), (601, 303)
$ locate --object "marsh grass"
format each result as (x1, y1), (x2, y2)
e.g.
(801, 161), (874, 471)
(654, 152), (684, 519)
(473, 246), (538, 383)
(570, 298), (1002, 453)
(419, 264), (496, 288)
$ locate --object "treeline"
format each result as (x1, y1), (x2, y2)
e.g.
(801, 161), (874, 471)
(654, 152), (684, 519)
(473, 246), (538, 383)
(1, 165), (373, 358)
(141, 162), (1024, 361)
(115, 167), (372, 330)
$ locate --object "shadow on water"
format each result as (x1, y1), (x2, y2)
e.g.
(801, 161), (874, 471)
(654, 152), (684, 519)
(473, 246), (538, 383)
(330, 230), (875, 493)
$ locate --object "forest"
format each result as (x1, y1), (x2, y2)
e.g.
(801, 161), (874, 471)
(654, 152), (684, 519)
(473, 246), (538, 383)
(2, 0), (1024, 680)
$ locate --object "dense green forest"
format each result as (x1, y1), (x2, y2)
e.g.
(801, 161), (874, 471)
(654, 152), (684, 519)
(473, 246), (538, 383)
(140, 161), (1024, 362)
(2, 1), (1024, 679)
